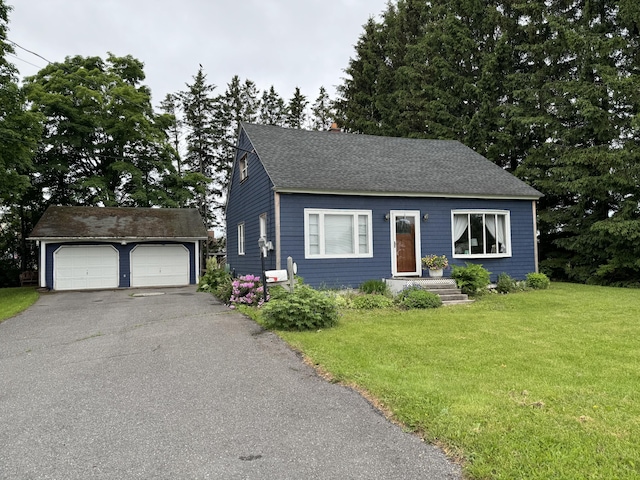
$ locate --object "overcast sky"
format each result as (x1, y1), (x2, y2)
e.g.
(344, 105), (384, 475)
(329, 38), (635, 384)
(7, 0), (389, 108)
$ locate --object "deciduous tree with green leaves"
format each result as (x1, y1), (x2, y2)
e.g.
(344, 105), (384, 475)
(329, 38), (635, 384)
(0, 1), (41, 206)
(24, 53), (179, 208)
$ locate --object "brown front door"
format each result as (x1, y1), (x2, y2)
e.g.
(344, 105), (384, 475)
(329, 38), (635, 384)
(391, 211), (421, 276)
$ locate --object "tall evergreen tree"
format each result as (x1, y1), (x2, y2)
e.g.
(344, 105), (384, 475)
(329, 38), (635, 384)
(335, 17), (388, 134)
(285, 87), (308, 129)
(337, 0), (640, 285)
(219, 76), (260, 193)
(310, 86), (334, 130)
(259, 85), (287, 126)
(179, 66), (222, 226)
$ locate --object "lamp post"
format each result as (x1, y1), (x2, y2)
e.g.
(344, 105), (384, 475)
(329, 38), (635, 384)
(258, 237), (268, 302)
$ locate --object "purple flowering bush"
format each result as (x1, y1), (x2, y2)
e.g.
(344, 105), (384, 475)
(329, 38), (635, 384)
(229, 274), (268, 308)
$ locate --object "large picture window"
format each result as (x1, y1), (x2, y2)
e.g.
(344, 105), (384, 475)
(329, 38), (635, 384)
(452, 210), (511, 258)
(305, 209), (373, 258)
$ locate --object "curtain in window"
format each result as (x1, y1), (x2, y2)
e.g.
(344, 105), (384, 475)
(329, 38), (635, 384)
(325, 214), (354, 254)
(486, 215), (506, 252)
(453, 214), (468, 242)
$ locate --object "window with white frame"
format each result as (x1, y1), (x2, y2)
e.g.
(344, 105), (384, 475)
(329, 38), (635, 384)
(239, 154), (248, 181)
(259, 213), (267, 241)
(452, 210), (511, 257)
(305, 209), (373, 258)
(237, 223), (245, 255)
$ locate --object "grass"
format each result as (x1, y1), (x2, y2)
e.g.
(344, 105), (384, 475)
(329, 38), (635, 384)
(0, 287), (39, 323)
(268, 283), (640, 479)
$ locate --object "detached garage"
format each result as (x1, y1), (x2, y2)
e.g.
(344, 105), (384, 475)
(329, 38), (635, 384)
(29, 206), (208, 291)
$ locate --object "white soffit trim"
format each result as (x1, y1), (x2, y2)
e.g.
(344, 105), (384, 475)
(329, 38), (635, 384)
(273, 188), (541, 201)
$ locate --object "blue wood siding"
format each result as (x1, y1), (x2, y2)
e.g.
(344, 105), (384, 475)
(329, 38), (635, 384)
(226, 128), (277, 278)
(278, 194), (537, 288)
(43, 241), (198, 290)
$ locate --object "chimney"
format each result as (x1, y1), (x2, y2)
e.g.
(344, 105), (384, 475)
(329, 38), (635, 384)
(329, 122), (341, 133)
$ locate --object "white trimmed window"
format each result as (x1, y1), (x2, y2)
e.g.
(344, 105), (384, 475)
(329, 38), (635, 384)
(238, 223), (245, 255)
(304, 209), (373, 258)
(239, 154), (248, 181)
(452, 210), (511, 258)
(259, 213), (267, 241)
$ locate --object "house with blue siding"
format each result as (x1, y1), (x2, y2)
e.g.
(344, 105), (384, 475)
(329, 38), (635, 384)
(226, 123), (543, 288)
(29, 206), (207, 290)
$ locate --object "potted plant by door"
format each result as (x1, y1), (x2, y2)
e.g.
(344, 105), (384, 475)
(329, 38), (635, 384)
(422, 254), (449, 277)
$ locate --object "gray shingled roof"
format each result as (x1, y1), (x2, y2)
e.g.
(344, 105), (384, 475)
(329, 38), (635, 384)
(29, 206), (208, 240)
(242, 123), (542, 199)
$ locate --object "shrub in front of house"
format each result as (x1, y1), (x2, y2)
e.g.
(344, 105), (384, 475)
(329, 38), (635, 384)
(451, 262), (491, 295)
(215, 275), (233, 304)
(351, 293), (395, 309)
(198, 257), (231, 293)
(229, 274), (267, 307)
(261, 284), (339, 330)
(396, 286), (442, 309)
(495, 272), (520, 294)
(359, 279), (391, 296)
(526, 272), (551, 290)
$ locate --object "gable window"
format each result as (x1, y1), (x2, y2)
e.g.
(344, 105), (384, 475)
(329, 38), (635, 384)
(305, 209), (372, 258)
(239, 154), (248, 181)
(452, 210), (511, 258)
(237, 223), (245, 255)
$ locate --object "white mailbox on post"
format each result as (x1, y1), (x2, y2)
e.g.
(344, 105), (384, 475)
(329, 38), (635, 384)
(265, 269), (288, 283)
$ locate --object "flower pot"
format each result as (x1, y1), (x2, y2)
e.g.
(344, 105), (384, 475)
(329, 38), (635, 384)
(429, 268), (443, 278)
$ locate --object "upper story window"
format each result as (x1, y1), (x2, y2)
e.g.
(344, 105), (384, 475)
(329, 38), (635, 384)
(304, 209), (373, 259)
(452, 210), (511, 258)
(239, 154), (248, 181)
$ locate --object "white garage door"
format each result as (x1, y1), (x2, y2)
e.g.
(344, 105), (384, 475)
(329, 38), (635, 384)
(130, 245), (189, 287)
(54, 245), (119, 291)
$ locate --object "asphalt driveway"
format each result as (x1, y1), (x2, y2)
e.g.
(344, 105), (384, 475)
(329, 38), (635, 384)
(0, 288), (461, 479)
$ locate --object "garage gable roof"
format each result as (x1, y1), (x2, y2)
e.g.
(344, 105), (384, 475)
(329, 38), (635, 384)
(241, 123), (542, 199)
(29, 206), (208, 240)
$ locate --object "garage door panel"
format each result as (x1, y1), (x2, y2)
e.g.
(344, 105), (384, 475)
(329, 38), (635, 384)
(54, 246), (119, 290)
(130, 245), (189, 287)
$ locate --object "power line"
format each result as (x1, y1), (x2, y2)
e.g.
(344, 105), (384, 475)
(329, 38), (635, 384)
(6, 39), (52, 65)
(7, 53), (42, 70)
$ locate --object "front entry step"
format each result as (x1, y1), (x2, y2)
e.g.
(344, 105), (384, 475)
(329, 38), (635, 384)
(385, 277), (474, 306)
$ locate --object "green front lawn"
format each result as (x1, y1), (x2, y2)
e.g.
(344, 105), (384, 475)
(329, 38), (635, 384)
(0, 287), (39, 323)
(275, 283), (640, 479)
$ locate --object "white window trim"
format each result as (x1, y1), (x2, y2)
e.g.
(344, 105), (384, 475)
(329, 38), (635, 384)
(451, 209), (512, 259)
(237, 223), (245, 255)
(239, 154), (248, 181)
(304, 208), (373, 259)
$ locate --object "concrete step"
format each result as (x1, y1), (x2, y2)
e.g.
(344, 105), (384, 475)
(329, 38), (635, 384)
(442, 299), (475, 306)
(437, 293), (470, 302)
(426, 288), (462, 295)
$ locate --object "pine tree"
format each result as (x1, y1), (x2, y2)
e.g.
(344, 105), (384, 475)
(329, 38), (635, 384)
(285, 87), (308, 129)
(335, 17), (388, 134)
(310, 86), (334, 130)
(179, 66), (222, 226)
(337, 0), (640, 284)
(259, 86), (287, 126)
